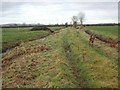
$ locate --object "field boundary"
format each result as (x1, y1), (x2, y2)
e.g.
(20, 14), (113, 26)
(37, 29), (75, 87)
(2, 31), (53, 53)
(85, 29), (118, 48)
(2, 33), (51, 53)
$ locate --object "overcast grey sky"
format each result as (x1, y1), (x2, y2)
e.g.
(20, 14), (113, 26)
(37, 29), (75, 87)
(1, 0), (119, 24)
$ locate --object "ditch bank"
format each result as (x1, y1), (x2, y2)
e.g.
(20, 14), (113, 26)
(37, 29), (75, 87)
(2, 34), (50, 54)
(85, 29), (119, 48)
(2, 29), (60, 54)
(2, 43), (48, 69)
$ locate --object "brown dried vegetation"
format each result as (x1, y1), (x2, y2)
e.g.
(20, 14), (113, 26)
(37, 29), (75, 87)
(2, 43), (49, 68)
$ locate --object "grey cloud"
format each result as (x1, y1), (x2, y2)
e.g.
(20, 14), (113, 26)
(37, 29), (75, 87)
(2, 2), (27, 11)
(1, 2), (63, 11)
(60, 2), (117, 11)
(2, 2), (117, 12)
(1, 1), (118, 24)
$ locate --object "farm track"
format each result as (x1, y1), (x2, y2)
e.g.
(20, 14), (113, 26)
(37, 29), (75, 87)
(3, 28), (87, 88)
(64, 50), (86, 88)
(62, 29), (86, 88)
(2, 27), (118, 88)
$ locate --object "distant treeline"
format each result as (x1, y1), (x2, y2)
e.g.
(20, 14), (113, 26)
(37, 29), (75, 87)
(1, 23), (119, 28)
(85, 23), (119, 26)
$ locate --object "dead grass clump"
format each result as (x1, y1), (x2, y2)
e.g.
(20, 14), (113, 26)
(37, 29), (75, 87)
(31, 26), (50, 31)
(2, 44), (49, 68)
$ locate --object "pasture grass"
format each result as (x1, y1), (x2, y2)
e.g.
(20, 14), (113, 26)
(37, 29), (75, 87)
(2, 27), (50, 43)
(86, 26), (118, 39)
(2, 26), (64, 52)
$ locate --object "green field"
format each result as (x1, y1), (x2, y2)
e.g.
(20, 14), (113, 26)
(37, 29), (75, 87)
(2, 27), (50, 43)
(86, 26), (118, 39)
(2, 26), (64, 52)
(2, 26), (118, 88)
(2, 26), (64, 43)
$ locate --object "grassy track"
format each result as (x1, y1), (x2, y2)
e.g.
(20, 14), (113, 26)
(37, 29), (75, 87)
(2, 27), (118, 88)
(2, 28), (83, 88)
(86, 26), (118, 39)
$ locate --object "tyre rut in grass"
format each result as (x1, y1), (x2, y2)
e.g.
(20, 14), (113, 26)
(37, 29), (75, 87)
(62, 31), (86, 88)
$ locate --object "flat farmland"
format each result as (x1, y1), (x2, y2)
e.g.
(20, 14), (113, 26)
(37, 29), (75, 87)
(2, 26), (118, 88)
(86, 26), (118, 39)
(2, 27), (50, 43)
(2, 26), (64, 53)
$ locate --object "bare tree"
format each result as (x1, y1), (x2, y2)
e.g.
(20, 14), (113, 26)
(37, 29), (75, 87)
(71, 16), (78, 28)
(78, 12), (85, 29)
(65, 22), (68, 28)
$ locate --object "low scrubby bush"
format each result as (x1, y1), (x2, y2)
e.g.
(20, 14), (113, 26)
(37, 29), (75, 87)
(31, 26), (54, 33)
